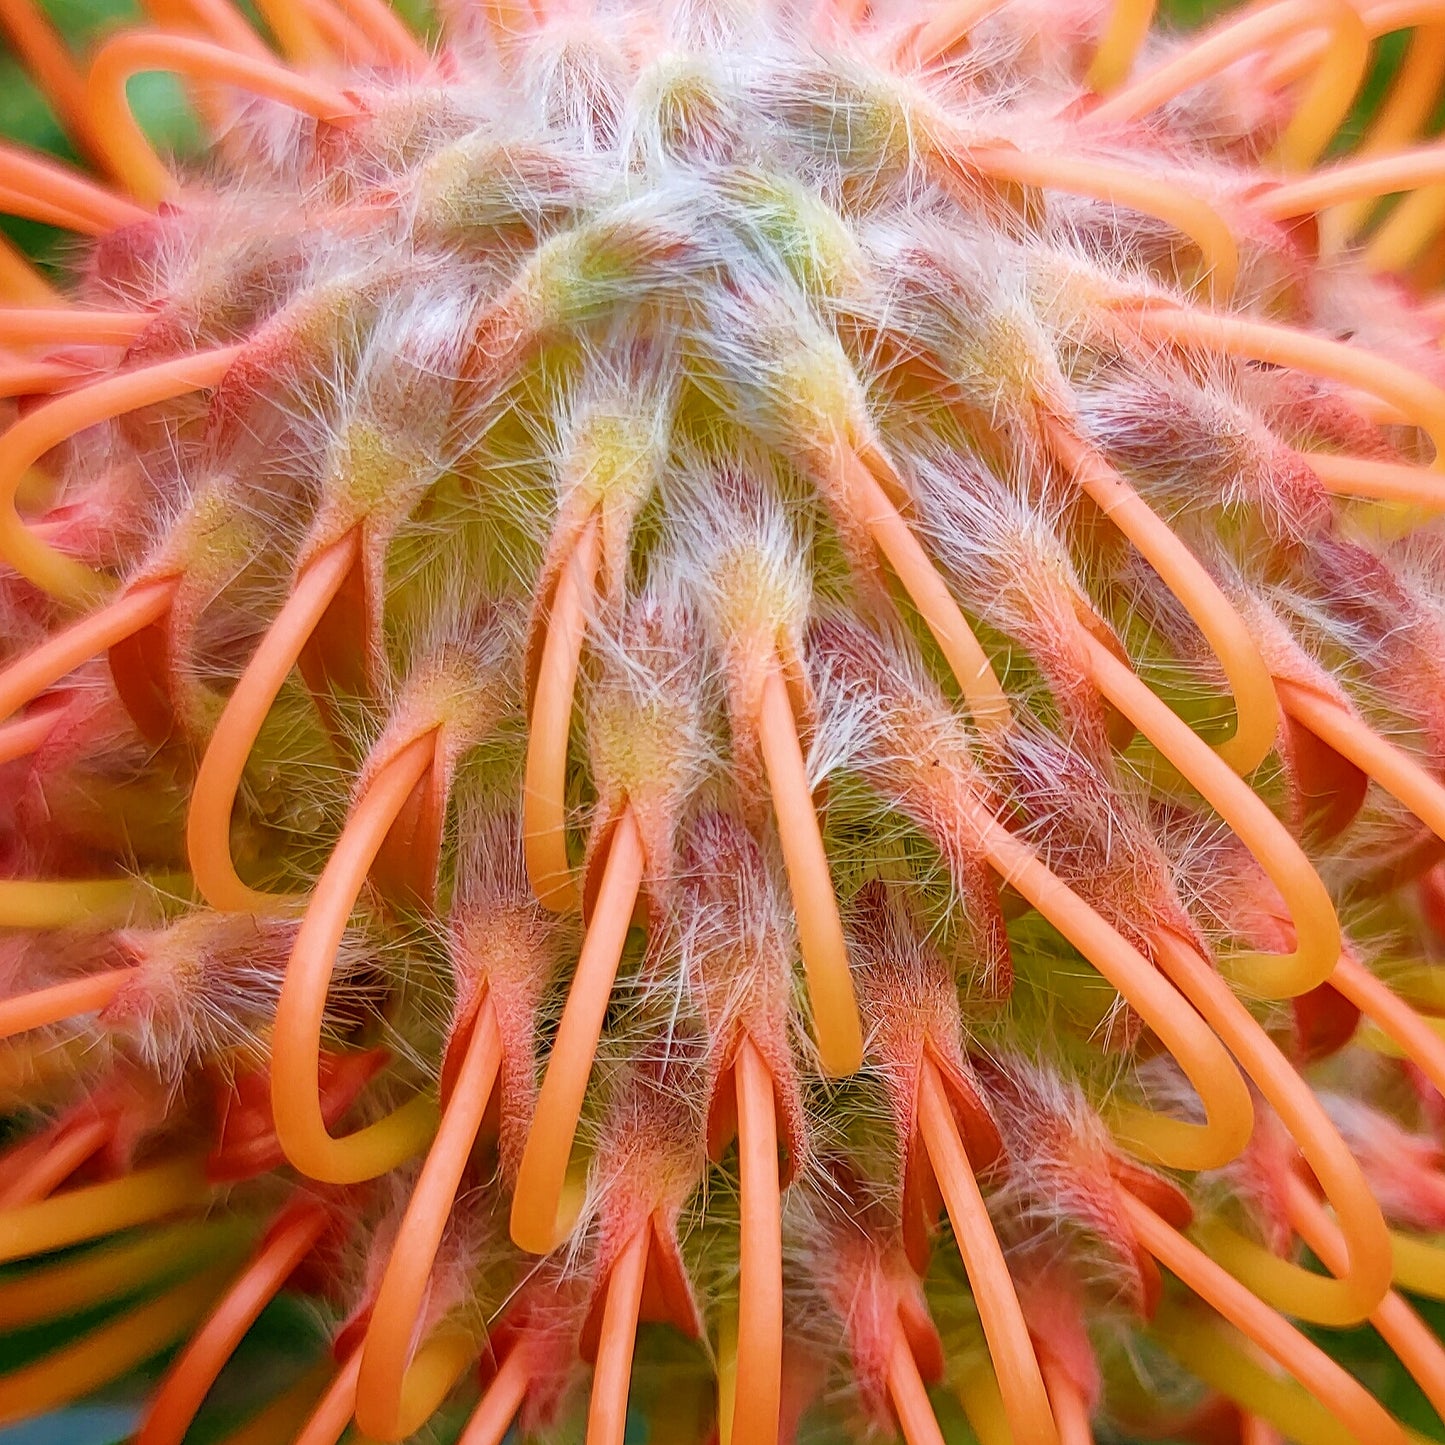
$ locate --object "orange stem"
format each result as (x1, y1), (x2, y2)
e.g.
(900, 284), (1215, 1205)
(0, 578), (177, 727)
(886, 1323), (947, 1445)
(1084, 638), (1337, 998)
(270, 732), (439, 1184)
(971, 805), (1253, 1171)
(0, 142), (150, 234)
(294, 1347), (362, 1445)
(1045, 418), (1279, 778)
(326, 0), (430, 68)
(356, 993), (502, 1439)
(456, 1348), (531, 1445)
(758, 662), (862, 1077)
(0, 345), (242, 602)
(587, 1226), (649, 1445)
(952, 146), (1237, 300)
(1129, 304), (1445, 468)
(917, 1055), (1059, 1445)
(511, 806), (643, 1254)
(0, 703), (61, 765)
(0, 358), (88, 398)
(0, 0), (112, 173)
(523, 514), (599, 913)
(1275, 679), (1445, 847)
(842, 446), (1011, 733)
(187, 530), (358, 915)
(1088, 0), (1369, 170)
(1086, 0), (1157, 93)
(137, 1200), (329, 1445)
(0, 235), (55, 305)
(731, 1035), (783, 1445)
(1287, 1175), (1445, 1426)
(0, 307), (150, 348)
(900, 0), (1006, 67)
(0, 965), (134, 1039)
(1261, 139), (1445, 219)
(1151, 931), (1392, 1327)
(87, 31), (357, 206)
(1332, 953), (1445, 1099)
(1120, 1192), (1408, 1445)
(0, 1114), (115, 1207)
(1038, 1354), (1095, 1445)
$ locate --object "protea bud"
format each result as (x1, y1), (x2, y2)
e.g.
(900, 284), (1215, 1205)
(8, 1), (1445, 1443)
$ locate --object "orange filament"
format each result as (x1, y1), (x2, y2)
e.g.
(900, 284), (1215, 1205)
(0, 964), (135, 1039)
(357, 993), (502, 1438)
(885, 1322), (947, 1445)
(728, 1034), (784, 1445)
(1361, 22), (1445, 155)
(1390, 1228), (1445, 1301)
(1332, 953), (1445, 1099)
(1038, 1355), (1094, 1445)
(1151, 931), (1393, 1327)
(270, 732), (440, 1184)
(0, 1221), (236, 1329)
(0, 0), (111, 172)
(0, 875), (181, 929)
(1368, 180), (1445, 274)
(0, 235), (55, 305)
(1120, 1192), (1409, 1445)
(0, 577), (177, 727)
(359, 1332), (477, 1442)
(0, 1157), (209, 1265)
(188, 530), (359, 915)
(954, 147), (1238, 301)
(295, 1346), (363, 1445)
(587, 1225), (650, 1445)
(1087, 0), (1369, 170)
(138, 1200), (330, 1445)
(901, 0), (1006, 68)
(1086, 0), (1157, 93)
(523, 514), (599, 913)
(216, 1364), (334, 1445)
(917, 1053), (1060, 1445)
(972, 806), (1253, 1171)
(0, 307), (151, 348)
(0, 1267), (231, 1427)
(326, 0), (431, 68)
(247, 0), (332, 68)
(0, 142), (151, 234)
(758, 662), (863, 1076)
(1151, 1296), (1376, 1445)
(1275, 679), (1445, 847)
(0, 357), (88, 397)
(0, 703), (60, 765)
(841, 446), (1011, 733)
(1045, 417), (1279, 778)
(143, 0), (273, 61)
(1084, 639), (1338, 998)
(1261, 140), (1445, 221)
(511, 806), (643, 1254)
(1287, 1175), (1445, 1425)
(0, 1113), (115, 1207)
(0, 344), (243, 601)
(87, 31), (357, 205)
(0, 183), (96, 233)
(456, 1347), (531, 1445)
(1130, 304), (1445, 469)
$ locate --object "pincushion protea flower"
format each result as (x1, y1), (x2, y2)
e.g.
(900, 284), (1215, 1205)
(14, 1), (1445, 1443)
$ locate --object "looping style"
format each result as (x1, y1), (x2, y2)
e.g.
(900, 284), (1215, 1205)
(7, 0), (1445, 1441)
